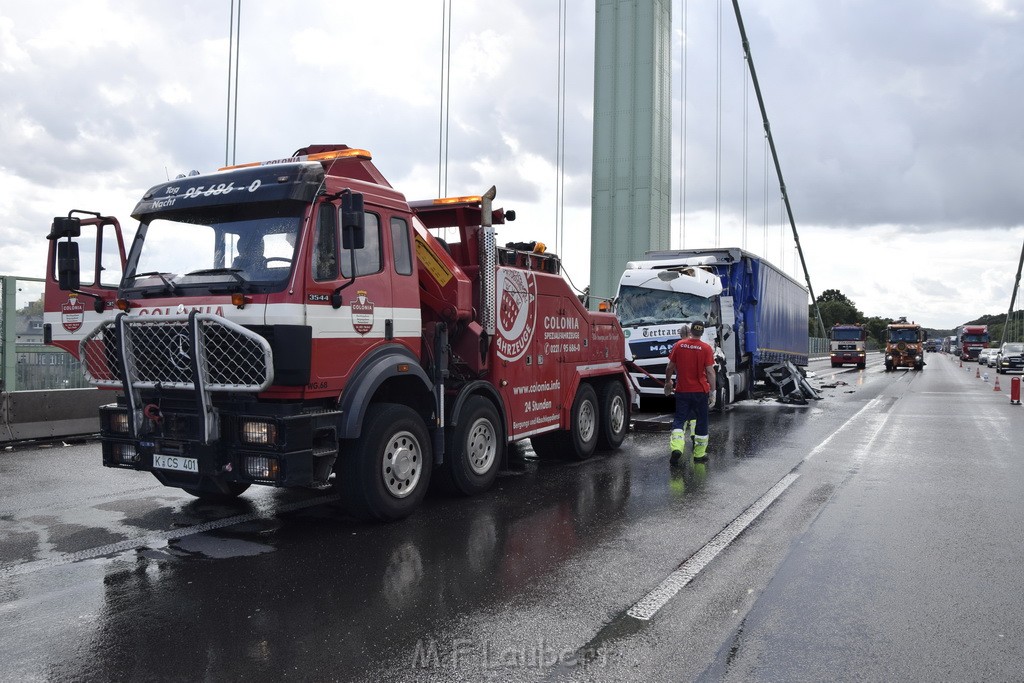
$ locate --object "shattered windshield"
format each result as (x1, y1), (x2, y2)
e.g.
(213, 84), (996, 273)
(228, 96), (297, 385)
(616, 286), (714, 327)
(123, 202), (303, 292)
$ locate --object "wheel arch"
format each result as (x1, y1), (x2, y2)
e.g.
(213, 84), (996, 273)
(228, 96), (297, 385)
(338, 344), (434, 439)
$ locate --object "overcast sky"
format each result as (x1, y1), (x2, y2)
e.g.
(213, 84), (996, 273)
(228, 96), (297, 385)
(3, 0), (1023, 329)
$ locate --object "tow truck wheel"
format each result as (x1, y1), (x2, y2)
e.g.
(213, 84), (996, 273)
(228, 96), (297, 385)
(181, 477), (250, 502)
(441, 396), (504, 496)
(596, 381), (629, 451)
(567, 383), (599, 460)
(342, 403), (432, 521)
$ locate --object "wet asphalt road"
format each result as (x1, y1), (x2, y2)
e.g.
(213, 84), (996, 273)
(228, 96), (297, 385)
(2, 353), (1024, 682)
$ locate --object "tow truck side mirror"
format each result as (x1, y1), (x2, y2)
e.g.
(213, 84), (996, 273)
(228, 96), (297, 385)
(48, 216), (82, 240)
(341, 192), (365, 250)
(56, 240), (81, 291)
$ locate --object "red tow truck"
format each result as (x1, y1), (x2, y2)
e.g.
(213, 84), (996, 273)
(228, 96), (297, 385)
(43, 145), (632, 520)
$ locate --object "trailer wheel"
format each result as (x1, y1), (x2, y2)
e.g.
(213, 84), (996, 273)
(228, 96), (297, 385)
(441, 396), (504, 496)
(180, 477), (250, 503)
(342, 403), (432, 521)
(567, 383), (599, 460)
(596, 381), (629, 451)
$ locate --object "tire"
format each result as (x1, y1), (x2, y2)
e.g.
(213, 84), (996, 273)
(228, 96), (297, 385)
(857, 362), (866, 369)
(180, 477), (250, 502)
(441, 396), (504, 496)
(566, 383), (599, 460)
(596, 381), (629, 451)
(342, 403), (432, 521)
(715, 380), (729, 413)
(737, 366), (755, 401)
(831, 362), (840, 368)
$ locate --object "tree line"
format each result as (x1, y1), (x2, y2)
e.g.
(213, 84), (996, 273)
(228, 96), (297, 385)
(808, 288), (1019, 348)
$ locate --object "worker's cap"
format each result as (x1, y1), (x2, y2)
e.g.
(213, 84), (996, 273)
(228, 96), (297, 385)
(690, 321), (706, 334)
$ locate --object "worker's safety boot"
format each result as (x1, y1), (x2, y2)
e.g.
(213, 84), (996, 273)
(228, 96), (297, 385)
(692, 434), (709, 461)
(670, 429), (685, 465)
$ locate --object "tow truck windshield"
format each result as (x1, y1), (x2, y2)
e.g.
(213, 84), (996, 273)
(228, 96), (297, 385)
(122, 202), (302, 294)
(616, 285), (714, 327)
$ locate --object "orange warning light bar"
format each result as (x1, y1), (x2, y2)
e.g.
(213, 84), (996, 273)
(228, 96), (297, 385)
(219, 148), (372, 171)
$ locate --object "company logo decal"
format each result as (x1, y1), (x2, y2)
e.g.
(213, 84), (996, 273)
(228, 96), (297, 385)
(495, 268), (537, 362)
(61, 295), (85, 333)
(351, 290), (375, 335)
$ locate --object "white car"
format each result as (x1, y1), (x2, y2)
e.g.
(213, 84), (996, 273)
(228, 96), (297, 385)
(979, 348), (998, 367)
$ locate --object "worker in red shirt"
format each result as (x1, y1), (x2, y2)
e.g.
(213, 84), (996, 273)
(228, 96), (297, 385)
(663, 321), (717, 465)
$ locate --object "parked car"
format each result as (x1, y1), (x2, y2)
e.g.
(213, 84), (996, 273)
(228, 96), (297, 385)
(996, 342), (1024, 374)
(978, 348), (998, 367)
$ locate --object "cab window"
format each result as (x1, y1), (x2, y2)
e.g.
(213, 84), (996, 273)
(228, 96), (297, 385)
(391, 216), (412, 276)
(313, 208), (382, 280)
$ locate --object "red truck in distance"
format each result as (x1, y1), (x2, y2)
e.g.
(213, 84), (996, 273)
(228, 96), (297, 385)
(43, 145), (633, 520)
(957, 325), (990, 362)
(829, 323), (867, 369)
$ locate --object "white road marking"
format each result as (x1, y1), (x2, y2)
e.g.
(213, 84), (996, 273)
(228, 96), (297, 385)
(627, 472), (799, 621)
(803, 396), (883, 461)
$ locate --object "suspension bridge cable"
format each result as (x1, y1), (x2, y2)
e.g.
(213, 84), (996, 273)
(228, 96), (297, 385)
(715, 0), (722, 246)
(555, 0), (567, 256)
(224, 0), (235, 167)
(742, 53), (749, 250)
(678, 0), (688, 247)
(231, 1), (241, 166)
(437, 0), (452, 198)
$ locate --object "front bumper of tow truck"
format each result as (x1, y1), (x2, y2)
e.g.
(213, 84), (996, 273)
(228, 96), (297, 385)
(99, 400), (342, 489)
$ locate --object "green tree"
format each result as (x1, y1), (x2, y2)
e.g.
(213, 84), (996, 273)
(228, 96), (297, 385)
(810, 289), (863, 334)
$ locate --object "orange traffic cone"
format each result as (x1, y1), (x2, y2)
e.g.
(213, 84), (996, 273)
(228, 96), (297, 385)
(976, 366), (981, 378)
(994, 375), (1002, 392)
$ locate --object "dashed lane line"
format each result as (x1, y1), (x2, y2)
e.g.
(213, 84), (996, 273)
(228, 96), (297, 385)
(626, 473), (800, 621)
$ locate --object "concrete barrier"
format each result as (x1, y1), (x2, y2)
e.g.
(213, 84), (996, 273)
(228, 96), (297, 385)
(1, 388), (112, 443)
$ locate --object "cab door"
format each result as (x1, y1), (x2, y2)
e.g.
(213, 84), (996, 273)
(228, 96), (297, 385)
(43, 213), (127, 358)
(302, 200), (396, 396)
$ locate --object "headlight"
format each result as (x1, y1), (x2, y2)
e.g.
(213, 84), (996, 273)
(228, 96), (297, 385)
(240, 420), (278, 445)
(109, 411), (130, 434)
(244, 455), (280, 481)
(112, 443), (138, 464)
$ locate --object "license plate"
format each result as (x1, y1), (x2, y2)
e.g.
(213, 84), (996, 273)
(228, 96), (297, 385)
(153, 453), (199, 473)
